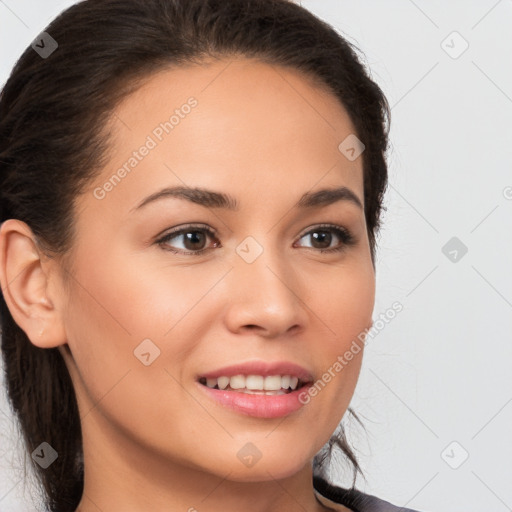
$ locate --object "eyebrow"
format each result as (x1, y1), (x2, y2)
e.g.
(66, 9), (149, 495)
(130, 185), (363, 213)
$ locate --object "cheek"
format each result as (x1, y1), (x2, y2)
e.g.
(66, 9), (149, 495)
(60, 248), (186, 407)
(61, 243), (226, 422)
(65, 241), (206, 343)
(302, 260), (374, 425)
(314, 257), (375, 349)
(61, 262), (202, 449)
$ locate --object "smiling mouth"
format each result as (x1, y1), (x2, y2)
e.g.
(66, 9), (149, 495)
(197, 375), (310, 395)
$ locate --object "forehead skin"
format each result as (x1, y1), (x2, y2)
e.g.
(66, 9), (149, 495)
(74, 57), (365, 236)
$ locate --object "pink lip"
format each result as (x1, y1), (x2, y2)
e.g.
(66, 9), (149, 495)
(197, 382), (313, 418)
(197, 360), (314, 381)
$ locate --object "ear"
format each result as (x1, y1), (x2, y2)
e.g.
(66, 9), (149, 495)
(0, 219), (67, 348)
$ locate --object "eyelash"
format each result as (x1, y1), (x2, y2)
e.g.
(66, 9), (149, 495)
(155, 223), (356, 256)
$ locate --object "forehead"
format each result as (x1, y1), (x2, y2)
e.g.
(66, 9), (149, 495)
(84, 57), (364, 216)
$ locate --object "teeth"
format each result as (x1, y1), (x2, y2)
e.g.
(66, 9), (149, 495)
(230, 375), (245, 389)
(245, 375), (264, 390)
(206, 377), (217, 388)
(217, 376), (230, 390)
(264, 375), (282, 390)
(202, 374), (302, 392)
(242, 389), (287, 395)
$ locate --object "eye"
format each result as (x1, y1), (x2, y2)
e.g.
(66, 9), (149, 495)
(294, 224), (355, 253)
(156, 224), (219, 255)
(155, 223), (356, 256)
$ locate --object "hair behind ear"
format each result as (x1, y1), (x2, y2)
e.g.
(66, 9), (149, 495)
(0, 309), (84, 510)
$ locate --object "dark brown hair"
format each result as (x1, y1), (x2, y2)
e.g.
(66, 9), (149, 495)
(0, 1), (390, 510)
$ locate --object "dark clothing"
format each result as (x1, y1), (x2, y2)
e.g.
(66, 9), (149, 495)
(313, 476), (424, 512)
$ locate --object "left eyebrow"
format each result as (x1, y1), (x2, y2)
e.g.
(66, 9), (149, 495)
(130, 185), (363, 213)
(296, 186), (363, 210)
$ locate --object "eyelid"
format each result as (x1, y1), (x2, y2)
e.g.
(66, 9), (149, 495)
(155, 223), (217, 240)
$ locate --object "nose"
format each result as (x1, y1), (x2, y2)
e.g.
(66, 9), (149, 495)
(222, 248), (308, 338)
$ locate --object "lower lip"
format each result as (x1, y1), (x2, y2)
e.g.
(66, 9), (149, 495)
(197, 382), (311, 418)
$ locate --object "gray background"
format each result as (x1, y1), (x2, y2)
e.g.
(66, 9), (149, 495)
(1, 0), (511, 510)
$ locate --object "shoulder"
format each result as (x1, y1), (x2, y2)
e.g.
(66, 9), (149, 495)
(313, 476), (426, 512)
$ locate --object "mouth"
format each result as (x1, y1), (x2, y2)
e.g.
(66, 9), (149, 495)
(197, 374), (311, 395)
(195, 361), (315, 418)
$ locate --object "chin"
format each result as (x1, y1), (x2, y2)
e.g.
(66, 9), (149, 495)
(222, 463), (306, 483)
(220, 446), (312, 482)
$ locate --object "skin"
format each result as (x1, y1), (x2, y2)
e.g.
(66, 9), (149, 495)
(0, 57), (375, 512)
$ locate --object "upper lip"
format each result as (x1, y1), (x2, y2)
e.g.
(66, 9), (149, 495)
(197, 360), (314, 382)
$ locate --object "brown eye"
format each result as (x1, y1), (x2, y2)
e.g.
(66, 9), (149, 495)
(156, 225), (219, 255)
(295, 224), (355, 253)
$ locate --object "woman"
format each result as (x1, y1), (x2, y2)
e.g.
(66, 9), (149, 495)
(0, 1), (422, 511)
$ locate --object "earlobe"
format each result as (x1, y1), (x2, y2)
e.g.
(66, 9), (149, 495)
(0, 219), (67, 348)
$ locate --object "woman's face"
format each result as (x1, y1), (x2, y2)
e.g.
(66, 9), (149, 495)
(57, 57), (375, 481)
